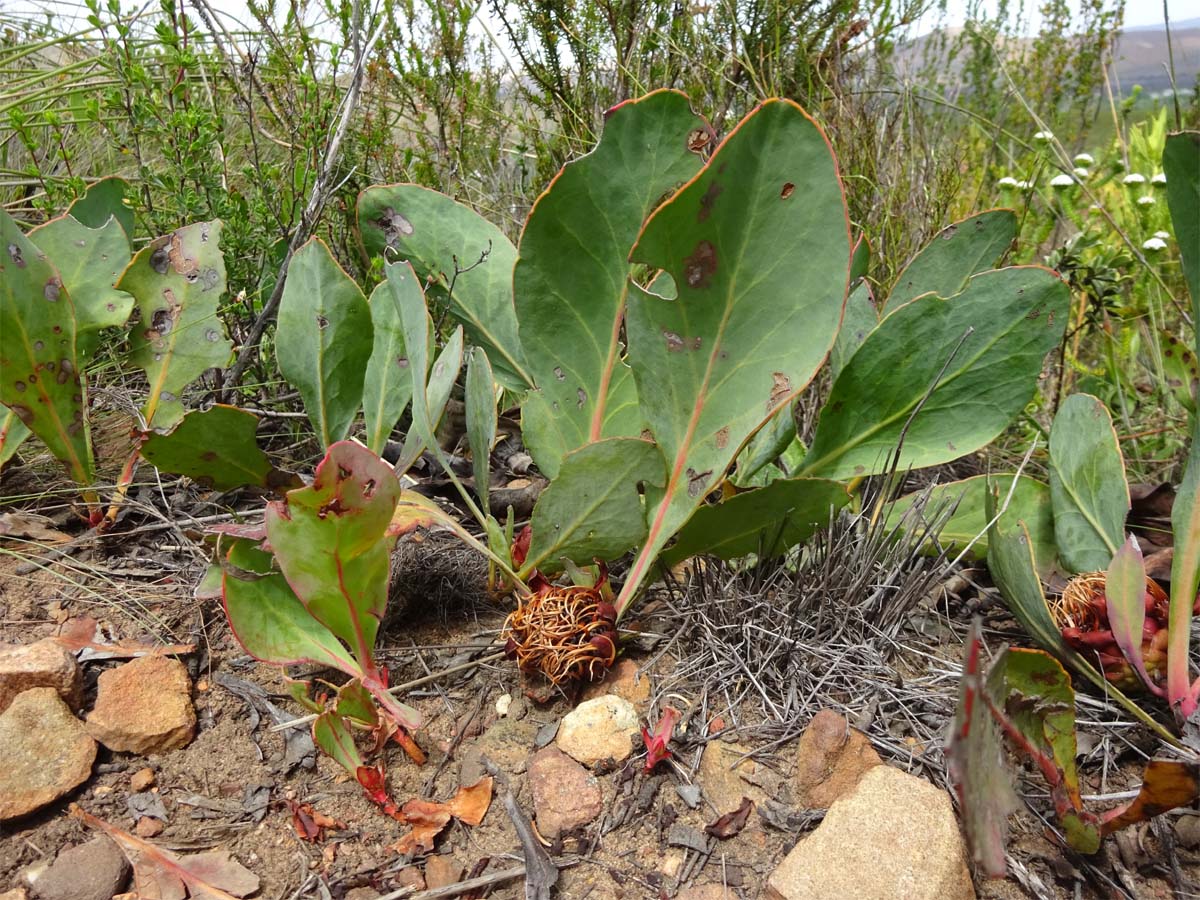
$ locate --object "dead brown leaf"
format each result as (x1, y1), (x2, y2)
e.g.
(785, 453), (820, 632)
(73, 807), (259, 899)
(704, 797), (754, 839)
(287, 799), (343, 842)
(52, 616), (194, 662)
(0, 511), (71, 544)
(1101, 760), (1200, 835)
(389, 777), (494, 855)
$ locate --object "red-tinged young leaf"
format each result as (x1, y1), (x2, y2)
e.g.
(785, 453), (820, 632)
(619, 100), (850, 614)
(984, 648), (1102, 854)
(1169, 414), (1200, 719)
(1100, 760), (1200, 835)
(946, 619), (1019, 878)
(0, 209), (94, 484)
(335, 679), (379, 729)
(313, 709), (365, 775)
(220, 539), (360, 673)
(642, 706), (681, 773)
(74, 807), (259, 899)
(355, 764), (401, 816)
(705, 797), (754, 839)
(1105, 535), (1165, 696)
(51, 615), (194, 662)
(266, 441), (400, 668)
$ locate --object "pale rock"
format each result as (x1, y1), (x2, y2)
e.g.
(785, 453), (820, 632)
(0, 687), (96, 821)
(129, 768), (156, 792)
(765, 765), (975, 900)
(555, 694), (639, 766)
(698, 740), (773, 815)
(790, 709), (881, 808)
(0, 889), (29, 900)
(677, 887), (737, 900)
(581, 659), (651, 706)
(27, 836), (129, 900)
(459, 716), (538, 785)
(344, 890), (382, 900)
(0, 640), (82, 713)
(423, 854), (464, 890)
(528, 746), (604, 838)
(86, 656), (195, 754)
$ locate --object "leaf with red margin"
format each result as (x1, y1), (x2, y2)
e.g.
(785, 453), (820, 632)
(1105, 535), (1165, 696)
(266, 441), (400, 667)
(1101, 759), (1200, 834)
(618, 99), (850, 611)
(74, 807), (259, 898)
(945, 619), (1019, 878)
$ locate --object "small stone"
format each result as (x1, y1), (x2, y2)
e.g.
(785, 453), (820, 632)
(86, 656), (196, 754)
(130, 768), (156, 792)
(392, 868), (425, 892)
(0, 687), (96, 821)
(677, 887), (736, 900)
(135, 816), (164, 838)
(698, 740), (772, 815)
(495, 693), (512, 717)
(555, 694), (639, 767)
(581, 659), (651, 706)
(790, 709), (881, 808)
(765, 766), (975, 900)
(459, 717), (538, 785)
(1, 889), (29, 900)
(0, 639), (82, 713)
(345, 888), (383, 900)
(423, 855), (464, 890)
(528, 746), (604, 839)
(29, 836), (130, 900)
(1175, 814), (1200, 848)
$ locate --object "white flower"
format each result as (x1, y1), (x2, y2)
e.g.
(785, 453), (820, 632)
(1152, 172), (1167, 184)
(1137, 195), (1156, 206)
(1034, 130), (1054, 142)
(997, 176), (1020, 188)
(1142, 237), (1167, 251)
(1123, 173), (1146, 185)
(1074, 153), (1095, 166)
(1050, 173), (1075, 187)
(1154, 230), (1171, 240)
(1073, 167), (1090, 178)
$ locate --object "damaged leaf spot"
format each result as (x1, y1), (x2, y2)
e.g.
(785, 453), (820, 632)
(577, 388), (587, 408)
(767, 371), (791, 411)
(377, 207), (415, 248)
(687, 128), (711, 153)
(150, 245), (170, 274)
(316, 314), (329, 330)
(11, 405), (33, 424)
(8, 243), (25, 266)
(780, 182), (795, 199)
(715, 427), (729, 449)
(150, 308), (173, 335)
(553, 366), (566, 381)
(205, 328), (221, 342)
(44, 279), (61, 302)
(698, 181), (723, 222)
(396, 356), (410, 369)
(686, 467), (713, 498)
(14, 380), (25, 393)
(664, 331), (685, 352)
(684, 240), (717, 290)
(200, 451), (219, 462)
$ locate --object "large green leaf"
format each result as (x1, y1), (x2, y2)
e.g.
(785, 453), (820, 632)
(357, 184), (530, 390)
(220, 539), (359, 672)
(67, 176), (134, 245)
(662, 477), (850, 564)
(0, 210), (93, 483)
(0, 410), (31, 467)
(276, 238), (373, 448)
(362, 282), (413, 454)
(882, 474), (1055, 569)
(29, 215), (133, 363)
(516, 90), (706, 478)
(883, 209), (1017, 313)
(829, 281), (877, 379)
(801, 267), (1069, 481)
(1162, 132), (1199, 331)
(619, 99), (850, 609)
(140, 405), (294, 491)
(1048, 393), (1128, 573)
(120, 220), (233, 430)
(266, 442), (400, 666)
(523, 437), (665, 574)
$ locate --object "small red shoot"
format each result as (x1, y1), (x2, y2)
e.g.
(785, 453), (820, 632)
(641, 706), (681, 773)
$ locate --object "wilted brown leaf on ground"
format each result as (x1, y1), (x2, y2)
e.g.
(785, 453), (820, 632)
(705, 797), (753, 839)
(389, 777), (494, 854)
(52, 616), (194, 662)
(287, 799), (343, 842)
(0, 512), (72, 544)
(1101, 760), (1200, 835)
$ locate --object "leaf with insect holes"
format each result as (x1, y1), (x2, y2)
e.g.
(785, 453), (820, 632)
(946, 619), (1019, 878)
(141, 405), (298, 492)
(220, 538), (359, 673)
(276, 238), (373, 448)
(362, 281), (414, 455)
(801, 266), (1069, 481)
(1049, 393), (1129, 573)
(882, 209), (1017, 313)
(517, 90), (707, 479)
(0, 209), (93, 484)
(882, 474), (1056, 569)
(66, 176), (134, 245)
(985, 647), (1102, 854)
(120, 220), (232, 430)
(620, 100), (850, 608)
(266, 442), (400, 667)
(523, 437), (665, 574)
(1163, 132), (1199, 330)
(466, 346), (497, 516)
(357, 184), (531, 391)
(662, 477), (850, 564)
(1105, 535), (1164, 696)
(29, 215), (133, 363)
